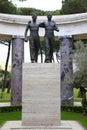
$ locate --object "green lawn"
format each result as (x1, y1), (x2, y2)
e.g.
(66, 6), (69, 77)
(73, 88), (82, 102)
(0, 89), (11, 102)
(0, 112), (21, 127)
(0, 111), (87, 129)
(62, 111), (87, 129)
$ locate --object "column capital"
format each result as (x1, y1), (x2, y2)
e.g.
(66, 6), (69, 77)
(59, 35), (72, 39)
(12, 35), (25, 39)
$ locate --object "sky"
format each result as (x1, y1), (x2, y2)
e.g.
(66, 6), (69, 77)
(0, 44), (9, 63)
(0, 43), (30, 66)
(12, 0), (62, 11)
(0, 42), (58, 66)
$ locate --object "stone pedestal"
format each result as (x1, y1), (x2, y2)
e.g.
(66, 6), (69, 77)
(22, 63), (60, 127)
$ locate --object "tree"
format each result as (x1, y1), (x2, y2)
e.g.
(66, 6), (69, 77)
(0, 0), (60, 15)
(17, 7), (60, 15)
(61, 0), (87, 14)
(17, 8), (46, 15)
(73, 40), (87, 77)
(0, 40), (11, 94)
(2, 41), (11, 92)
(72, 40), (87, 115)
(0, 0), (17, 14)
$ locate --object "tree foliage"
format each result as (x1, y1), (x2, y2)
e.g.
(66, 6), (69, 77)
(17, 8), (46, 15)
(61, 0), (87, 14)
(17, 8), (60, 15)
(72, 40), (87, 87)
(0, 0), (17, 14)
(0, 0), (60, 15)
(70, 40), (87, 115)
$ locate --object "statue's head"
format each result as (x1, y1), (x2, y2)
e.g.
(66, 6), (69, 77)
(32, 14), (37, 21)
(47, 13), (52, 21)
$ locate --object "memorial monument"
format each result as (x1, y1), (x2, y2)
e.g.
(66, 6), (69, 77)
(7, 14), (72, 130)
(21, 13), (72, 130)
(22, 14), (61, 128)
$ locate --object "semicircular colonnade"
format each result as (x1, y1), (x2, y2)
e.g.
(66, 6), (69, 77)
(0, 13), (87, 105)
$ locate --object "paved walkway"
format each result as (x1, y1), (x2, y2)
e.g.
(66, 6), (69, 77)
(0, 102), (10, 107)
(0, 102), (82, 107)
(74, 102), (82, 106)
(0, 121), (85, 130)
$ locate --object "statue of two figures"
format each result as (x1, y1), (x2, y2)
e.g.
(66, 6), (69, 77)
(25, 13), (59, 63)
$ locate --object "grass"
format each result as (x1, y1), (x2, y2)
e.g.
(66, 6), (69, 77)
(73, 88), (82, 102)
(74, 88), (87, 102)
(0, 89), (11, 102)
(0, 111), (87, 129)
(0, 111), (21, 127)
(62, 111), (87, 129)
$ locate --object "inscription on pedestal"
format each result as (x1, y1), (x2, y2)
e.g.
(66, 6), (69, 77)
(22, 63), (60, 127)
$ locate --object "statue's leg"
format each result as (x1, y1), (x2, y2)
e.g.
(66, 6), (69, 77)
(44, 36), (50, 63)
(50, 37), (54, 62)
(35, 37), (40, 62)
(29, 37), (35, 63)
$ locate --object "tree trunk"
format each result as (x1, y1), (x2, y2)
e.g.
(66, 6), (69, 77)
(2, 41), (11, 92)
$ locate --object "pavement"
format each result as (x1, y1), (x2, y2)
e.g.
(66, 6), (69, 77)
(0, 121), (85, 130)
(74, 102), (82, 106)
(0, 102), (82, 107)
(0, 102), (10, 107)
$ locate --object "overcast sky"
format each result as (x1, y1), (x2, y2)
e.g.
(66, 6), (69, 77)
(12, 0), (62, 11)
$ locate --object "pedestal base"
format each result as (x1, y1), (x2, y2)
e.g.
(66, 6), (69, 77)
(22, 63), (60, 126)
(1, 121), (73, 130)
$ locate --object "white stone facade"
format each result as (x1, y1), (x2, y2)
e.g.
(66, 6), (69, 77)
(0, 13), (87, 38)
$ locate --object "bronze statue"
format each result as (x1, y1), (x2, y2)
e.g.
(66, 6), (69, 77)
(25, 14), (41, 63)
(40, 13), (59, 63)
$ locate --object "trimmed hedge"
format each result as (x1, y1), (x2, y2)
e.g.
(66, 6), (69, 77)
(61, 105), (83, 113)
(0, 105), (83, 113)
(0, 105), (22, 113)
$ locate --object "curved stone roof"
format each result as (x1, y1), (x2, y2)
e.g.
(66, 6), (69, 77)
(0, 13), (87, 38)
(0, 12), (87, 24)
(0, 13), (87, 24)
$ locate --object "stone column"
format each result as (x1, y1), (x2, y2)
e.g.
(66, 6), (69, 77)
(11, 36), (24, 105)
(59, 36), (73, 105)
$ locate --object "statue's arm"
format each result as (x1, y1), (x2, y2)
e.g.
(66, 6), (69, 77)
(39, 22), (45, 28)
(25, 25), (28, 37)
(24, 21), (31, 42)
(54, 22), (59, 32)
